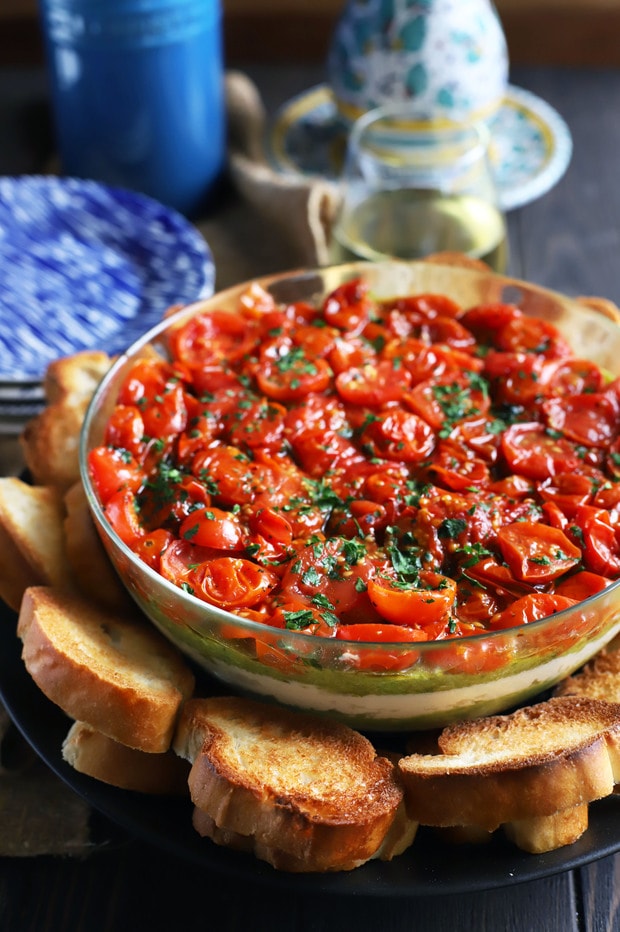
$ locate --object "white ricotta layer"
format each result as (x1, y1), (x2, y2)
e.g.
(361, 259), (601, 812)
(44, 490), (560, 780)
(208, 626), (619, 724)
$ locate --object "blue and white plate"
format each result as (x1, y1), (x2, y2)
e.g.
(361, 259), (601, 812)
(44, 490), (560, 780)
(267, 84), (573, 213)
(0, 176), (215, 382)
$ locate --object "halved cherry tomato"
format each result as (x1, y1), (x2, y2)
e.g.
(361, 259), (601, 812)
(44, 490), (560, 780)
(133, 529), (174, 571)
(404, 372), (490, 431)
(88, 446), (144, 505)
(256, 352), (332, 401)
(335, 359), (412, 407)
(542, 393), (619, 448)
(168, 310), (260, 368)
(103, 489), (144, 548)
(537, 472), (594, 513)
(367, 571), (457, 627)
(447, 414), (504, 463)
(104, 405), (146, 458)
(495, 316), (572, 358)
(160, 539), (221, 587)
(483, 351), (547, 406)
(462, 554), (535, 598)
(246, 506), (294, 565)
(327, 500), (388, 539)
(555, 569), (613, 601)
(459, 302), (522, 343)
(328, 334), (377, 374)
(189, 557), (278, 609)
(226, 397), (287, 454)
(427, 439), (491, 491)
(279, 537), (380, 623)
(361, 409), (436, 462)
(496, 521), (581, 584)
(322, 278), (373, 333)
(500, 423), (583, 479)
(190, 445), (259, 507)
(569, 505), (620, 576)
(541, 357), (603, 396)
(491, 592), (577, 630)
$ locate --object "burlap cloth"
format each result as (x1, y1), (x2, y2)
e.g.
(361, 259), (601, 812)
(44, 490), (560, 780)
(197, 69), (343, 289)
(0, 69), (345, 858)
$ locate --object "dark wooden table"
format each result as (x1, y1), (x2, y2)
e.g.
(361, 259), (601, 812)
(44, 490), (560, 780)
(2, 60), (620, 932)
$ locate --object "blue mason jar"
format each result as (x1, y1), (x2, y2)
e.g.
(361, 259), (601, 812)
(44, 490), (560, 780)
(38, 0), (226, 218)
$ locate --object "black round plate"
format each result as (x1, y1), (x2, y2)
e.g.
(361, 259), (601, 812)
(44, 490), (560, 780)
(2, 599), (619, 897)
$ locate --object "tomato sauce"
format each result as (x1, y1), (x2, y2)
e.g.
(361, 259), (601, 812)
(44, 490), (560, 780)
(89, 278), (620, 646)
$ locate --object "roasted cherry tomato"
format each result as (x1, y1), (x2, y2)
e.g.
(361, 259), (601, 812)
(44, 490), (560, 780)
(367, 571), (457, 627)
(88, 446), (144, 505)
(491, 593), (577, 630)
(500, 423), (583, 480)
(496, 521), (581, 584)
(189, 557), (279, 609)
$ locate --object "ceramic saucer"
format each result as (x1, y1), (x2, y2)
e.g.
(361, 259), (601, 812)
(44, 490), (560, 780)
(266, 84), (573, 213)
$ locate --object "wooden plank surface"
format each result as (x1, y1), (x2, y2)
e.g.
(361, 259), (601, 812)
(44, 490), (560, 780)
(0, 837), (585, 932)
(506, 67), (620, 306)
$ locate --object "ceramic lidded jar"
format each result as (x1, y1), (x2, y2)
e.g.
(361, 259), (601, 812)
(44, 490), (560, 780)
(327, 0), (509, 126)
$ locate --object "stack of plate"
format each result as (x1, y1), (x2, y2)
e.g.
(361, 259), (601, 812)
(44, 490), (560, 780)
(0, 381), (46, 438)
(0, 174), (215, 445)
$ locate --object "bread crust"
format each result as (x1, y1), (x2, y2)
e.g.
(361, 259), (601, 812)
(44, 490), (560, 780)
(0, 478), (74, 609)
(62, 721), (190, 795)
(174, 696), (405, 872)
(398, 697), (620, 831)
(554, 647), (620, 703)
(63, 482), (134, 613)
(18, 587), (195, 753)
(20, 350), (111, 490)
(504, 803), (589, 854)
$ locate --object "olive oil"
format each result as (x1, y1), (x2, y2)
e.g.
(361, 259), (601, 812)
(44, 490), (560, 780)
(330, 189), (508, 273)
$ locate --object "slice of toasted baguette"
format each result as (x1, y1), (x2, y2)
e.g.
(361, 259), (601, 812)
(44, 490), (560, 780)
(18, 586), (195, 753)
(0, 477), (74, 610)
(42, 350), (112, 406)
(503, 803), (590, 855)
(20, 350), (111, 490)
(398, 697), (620, 834)
(436, 803), (590, 854)
(554, 648), (620, 703)
(173, 695), (408, 872)
(62, 721), (190, 795)
(63, 481), (134, 613)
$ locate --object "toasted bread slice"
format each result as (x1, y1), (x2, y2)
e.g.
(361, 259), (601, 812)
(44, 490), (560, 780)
(504, 803), (590, 854)
(20, 350), (111, 490)
(173, 696), (408, 872)
(62, 721), (190, 795)
(18, 586), (195, 753)
(42, 350), (111, 406)
(63, 481), (134, 613)
(0, 478), (74, 610)
(554, 648), (620, 703)
(398, 697), (620, 834)
(423, 251), (492, 273)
